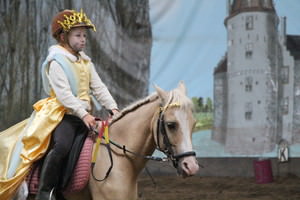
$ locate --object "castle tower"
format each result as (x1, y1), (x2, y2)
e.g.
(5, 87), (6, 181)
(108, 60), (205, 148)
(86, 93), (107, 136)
(224, 0), (279, 154)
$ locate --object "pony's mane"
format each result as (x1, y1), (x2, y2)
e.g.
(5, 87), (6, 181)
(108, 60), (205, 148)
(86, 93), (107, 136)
(110, 86), (193, 125)
(110, 93), (159, 125)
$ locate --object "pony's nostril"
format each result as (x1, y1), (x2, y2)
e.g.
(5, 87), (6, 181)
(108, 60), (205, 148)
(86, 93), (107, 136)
(183, 162), (189, 170)
(182, 161), (191, 175)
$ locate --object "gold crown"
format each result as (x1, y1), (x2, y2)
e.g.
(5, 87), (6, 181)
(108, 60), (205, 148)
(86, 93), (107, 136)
(57, 9), (96, 32)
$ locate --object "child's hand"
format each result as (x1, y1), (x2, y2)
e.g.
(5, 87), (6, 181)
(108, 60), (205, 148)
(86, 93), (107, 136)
(83, 113), (96, 130)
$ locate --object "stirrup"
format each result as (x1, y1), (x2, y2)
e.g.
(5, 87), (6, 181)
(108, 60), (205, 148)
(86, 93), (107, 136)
(49, 188), (56, 200)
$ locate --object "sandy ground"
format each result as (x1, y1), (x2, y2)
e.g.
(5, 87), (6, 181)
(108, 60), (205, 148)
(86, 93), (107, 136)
(138, 175), (300, 200)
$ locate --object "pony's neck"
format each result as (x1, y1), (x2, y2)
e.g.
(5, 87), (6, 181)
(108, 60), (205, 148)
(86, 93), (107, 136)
(109, 97), (160, 172)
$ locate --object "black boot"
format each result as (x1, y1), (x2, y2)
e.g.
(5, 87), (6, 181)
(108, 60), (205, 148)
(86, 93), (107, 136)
(56, 191), (67, 200)
(35, 150), (61, 200)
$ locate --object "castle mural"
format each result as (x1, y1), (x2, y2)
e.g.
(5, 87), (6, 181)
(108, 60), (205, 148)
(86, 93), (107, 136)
(213, 0), (300, 155)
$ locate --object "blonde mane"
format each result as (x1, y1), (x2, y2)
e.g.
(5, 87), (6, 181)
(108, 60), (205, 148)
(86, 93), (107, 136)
(110, 93), (159, 125)
(110, 87), (193, 125)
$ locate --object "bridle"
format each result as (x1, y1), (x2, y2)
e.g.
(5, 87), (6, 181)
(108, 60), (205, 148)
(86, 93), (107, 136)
(155, 95), (196, 168)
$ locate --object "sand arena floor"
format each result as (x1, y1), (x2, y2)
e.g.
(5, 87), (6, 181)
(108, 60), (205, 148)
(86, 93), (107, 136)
(138, 175), (300, 200)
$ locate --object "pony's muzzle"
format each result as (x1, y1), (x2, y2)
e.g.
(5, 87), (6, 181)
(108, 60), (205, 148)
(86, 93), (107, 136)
(178, 156), (199, 177)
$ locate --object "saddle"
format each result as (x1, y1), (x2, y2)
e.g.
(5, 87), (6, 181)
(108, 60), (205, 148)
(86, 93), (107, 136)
(26, 136), (94, 195)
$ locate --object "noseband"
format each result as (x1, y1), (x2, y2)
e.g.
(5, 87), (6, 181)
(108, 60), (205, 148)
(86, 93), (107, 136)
(156, 100), (196, 168)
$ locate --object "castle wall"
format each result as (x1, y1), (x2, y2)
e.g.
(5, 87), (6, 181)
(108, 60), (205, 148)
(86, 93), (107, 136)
(293, 60), (300, 143)
(279, 43), (295, 143)
(212, 72), (227, 144)
(224, 11), (279, 154)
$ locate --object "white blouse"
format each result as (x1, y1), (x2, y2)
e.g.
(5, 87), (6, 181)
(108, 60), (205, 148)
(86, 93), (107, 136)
(47, 45), (118, 119)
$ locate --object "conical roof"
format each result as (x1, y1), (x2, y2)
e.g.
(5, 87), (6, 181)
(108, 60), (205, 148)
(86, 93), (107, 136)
(225, 0), (276, 23)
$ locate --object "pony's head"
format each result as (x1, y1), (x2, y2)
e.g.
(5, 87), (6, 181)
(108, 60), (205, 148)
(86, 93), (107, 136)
(153, 82), (199, 177)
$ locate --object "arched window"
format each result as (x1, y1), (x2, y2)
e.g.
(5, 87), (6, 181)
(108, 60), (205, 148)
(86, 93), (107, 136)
(246, 16), (254, 30)
(245, 102), (253, 120)
(245, 76), (253, 92)
(245, 43), (253, 59)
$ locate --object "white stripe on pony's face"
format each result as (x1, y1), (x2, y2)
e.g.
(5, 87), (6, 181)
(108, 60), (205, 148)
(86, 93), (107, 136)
(174, 110), (193, 154)
(173, 109), (199, 177)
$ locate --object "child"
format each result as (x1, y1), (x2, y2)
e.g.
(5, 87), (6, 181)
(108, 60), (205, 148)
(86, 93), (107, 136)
(0, 9), (119, 200)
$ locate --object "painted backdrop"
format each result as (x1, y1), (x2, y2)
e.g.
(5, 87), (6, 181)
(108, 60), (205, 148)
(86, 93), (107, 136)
(149, 0), (300, 157)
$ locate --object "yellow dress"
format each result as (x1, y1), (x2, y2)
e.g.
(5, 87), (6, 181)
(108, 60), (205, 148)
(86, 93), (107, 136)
(0, 51), (92, 199)
(0, 98), (66, 199)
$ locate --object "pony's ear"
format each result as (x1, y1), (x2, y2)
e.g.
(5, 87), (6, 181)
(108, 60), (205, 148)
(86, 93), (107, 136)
(154, 84), (168, 103)
(178, 81), (187, 94)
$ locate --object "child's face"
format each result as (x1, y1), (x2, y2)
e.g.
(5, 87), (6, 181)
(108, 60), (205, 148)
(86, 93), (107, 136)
(67, 27), (87, 53)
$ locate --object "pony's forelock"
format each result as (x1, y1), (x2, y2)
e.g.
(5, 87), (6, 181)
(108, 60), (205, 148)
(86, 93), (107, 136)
(170, 88), (193, 112)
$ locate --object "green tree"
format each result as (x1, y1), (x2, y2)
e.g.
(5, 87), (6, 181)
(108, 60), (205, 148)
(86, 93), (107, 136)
(206, 97), (213, 112)
(192, 97), (201, 112)
(198, 97), (203, 112)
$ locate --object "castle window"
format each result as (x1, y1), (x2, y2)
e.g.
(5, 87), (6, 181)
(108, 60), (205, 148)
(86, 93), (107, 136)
(246, 16), (253, 30)
(281, 66), (289, 84)
(245, 102), (253, 120)
(245, 43), (253, 59)
(245, 76), (253, 92)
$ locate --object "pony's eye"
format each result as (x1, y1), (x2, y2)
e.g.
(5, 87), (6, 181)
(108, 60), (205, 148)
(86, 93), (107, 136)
(166, 122), (177, 131)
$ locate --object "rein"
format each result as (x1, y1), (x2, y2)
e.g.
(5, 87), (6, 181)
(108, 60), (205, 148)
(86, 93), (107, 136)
(91, 120), (114, 182)
(90, 120), (167, 182)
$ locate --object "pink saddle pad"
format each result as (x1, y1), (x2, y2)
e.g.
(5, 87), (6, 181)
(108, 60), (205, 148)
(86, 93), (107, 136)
(26, 137), (94, 194)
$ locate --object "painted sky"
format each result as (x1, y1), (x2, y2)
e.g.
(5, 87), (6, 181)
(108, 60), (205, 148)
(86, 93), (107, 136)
(149, 0), (300, 98)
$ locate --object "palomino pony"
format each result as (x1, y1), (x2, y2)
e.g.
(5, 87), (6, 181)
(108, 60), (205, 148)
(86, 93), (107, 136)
(66, 82), (199, 200)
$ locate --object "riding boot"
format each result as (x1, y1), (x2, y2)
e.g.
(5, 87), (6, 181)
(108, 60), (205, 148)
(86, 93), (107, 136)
(35, 150), (62, 200)
(56, 191), (67, 200)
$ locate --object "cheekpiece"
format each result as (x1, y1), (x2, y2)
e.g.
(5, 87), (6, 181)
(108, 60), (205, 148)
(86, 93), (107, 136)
(57, 9), (96, 32)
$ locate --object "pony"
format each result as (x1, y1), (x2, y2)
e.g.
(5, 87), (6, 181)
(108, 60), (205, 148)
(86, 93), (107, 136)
(25, 82), (199, 200)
